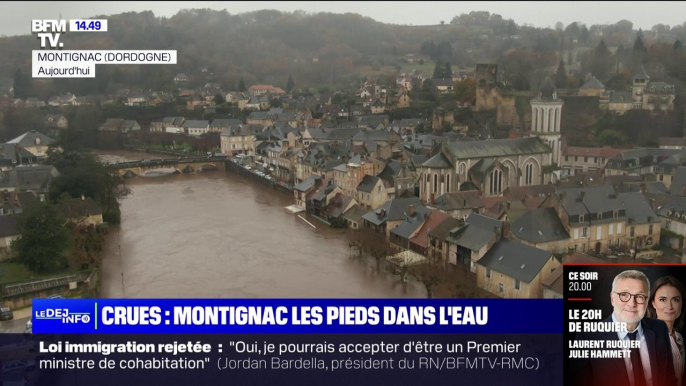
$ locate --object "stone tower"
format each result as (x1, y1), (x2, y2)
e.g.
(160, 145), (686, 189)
(530, 76), (563, 166)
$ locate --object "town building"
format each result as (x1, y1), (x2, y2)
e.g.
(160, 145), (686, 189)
(476, 238), (560, 298)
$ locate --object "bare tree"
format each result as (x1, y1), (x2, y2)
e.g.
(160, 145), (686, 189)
(410, 261), (443, 299)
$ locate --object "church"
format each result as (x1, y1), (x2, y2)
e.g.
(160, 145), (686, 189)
(419, 77), (562, 201)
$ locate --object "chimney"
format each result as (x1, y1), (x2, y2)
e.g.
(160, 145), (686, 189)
(560, 192), (567, 205)
(408, 204), (415, 216)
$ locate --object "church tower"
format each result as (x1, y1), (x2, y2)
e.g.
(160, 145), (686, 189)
(530, 76), (563, 166)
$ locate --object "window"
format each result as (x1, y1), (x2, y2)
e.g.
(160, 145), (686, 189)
(649, 224), (653, 235)
(486, 268), (491, 278)
(575, 156), (578, 162)
(667, 221), (672, 230)
(579, 215), (584, 223)
(459, 163), (465, 175)
(525, 163), (534, 185)
(498, 283), (504, 294)
(433, 174), (438, 193)
(630, 227), (635, 237)
(582, 227), (588, 238)
(597, 213), (602, 220)
(514, 279), (521, 291)
(584, 157), (588, 163)
(582, 244), (587, 252)
(446, 174), (450, 193)
(489, 169), (502, 195)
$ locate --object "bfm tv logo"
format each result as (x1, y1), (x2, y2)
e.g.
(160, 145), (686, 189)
(35, 308), (91, 324)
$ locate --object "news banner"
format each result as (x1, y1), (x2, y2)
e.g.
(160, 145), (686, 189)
(22, 299), (561, 385)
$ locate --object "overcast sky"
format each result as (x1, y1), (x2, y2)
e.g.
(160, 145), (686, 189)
(1, 1), (684, 37)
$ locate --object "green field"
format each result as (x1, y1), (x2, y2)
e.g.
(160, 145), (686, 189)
(0, 262), (75, 285)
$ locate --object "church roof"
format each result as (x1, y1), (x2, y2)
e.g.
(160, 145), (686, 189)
(633, 65), (650, 81)
(422, 152), (452, 169)
(445, 138), (551, 160)
(580, 77), (605, 90)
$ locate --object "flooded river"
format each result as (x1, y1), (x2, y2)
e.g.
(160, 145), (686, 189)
(95, 150), (426, 298)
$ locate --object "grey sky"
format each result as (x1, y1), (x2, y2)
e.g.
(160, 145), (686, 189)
(1, 1), (684, 37)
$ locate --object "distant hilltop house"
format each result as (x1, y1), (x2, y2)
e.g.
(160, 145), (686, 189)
(592, 65), (675, 115)
(48, 93), (76, 107)
(125, 94), (149, 106)
(98, 118), (141, 133)
(631, 65), (675, 112)
(45, 114), (68, 129)
(248, 85), (286, 97)
(23, 97), (46, 108)
(174, 73), (188, 83)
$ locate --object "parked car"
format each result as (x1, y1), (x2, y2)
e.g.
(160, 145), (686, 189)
(46, 295), (63, 299)
(0, 307), (13, 321)
(2, 360), (34, 374)
(26, 319), (32, 330)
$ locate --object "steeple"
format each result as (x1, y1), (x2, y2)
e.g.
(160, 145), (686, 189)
(536, 76), (558, 101)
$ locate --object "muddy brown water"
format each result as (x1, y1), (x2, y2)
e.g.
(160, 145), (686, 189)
(94, 150), (426, 298)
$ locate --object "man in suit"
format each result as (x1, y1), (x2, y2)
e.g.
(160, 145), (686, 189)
(571, 270), (678, 386)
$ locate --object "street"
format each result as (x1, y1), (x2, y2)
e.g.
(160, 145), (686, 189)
(0, 316), (29, 333)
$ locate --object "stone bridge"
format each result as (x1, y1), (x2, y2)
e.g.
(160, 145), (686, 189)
(108, 155), (228, 177)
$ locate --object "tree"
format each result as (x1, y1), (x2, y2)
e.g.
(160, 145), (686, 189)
(214, 93), (225, 105)
(579, 25), (590, 43)
(433, 62), (443, 78)
(588, 40), (614, 80)
(454, 78), (476, 104)
(286, 75), (295, 94)
(631, 34), (648, 71)
(12, 201), (70, 272)
(270, 98), (283, 108)
(13, 68), (30, 100)
(555, 59), (567, 88)
(410, 260), (444, 298)
(444, 62), (453, 78)
(238, 77), (246, 92)
(564, 22), (580, 40)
